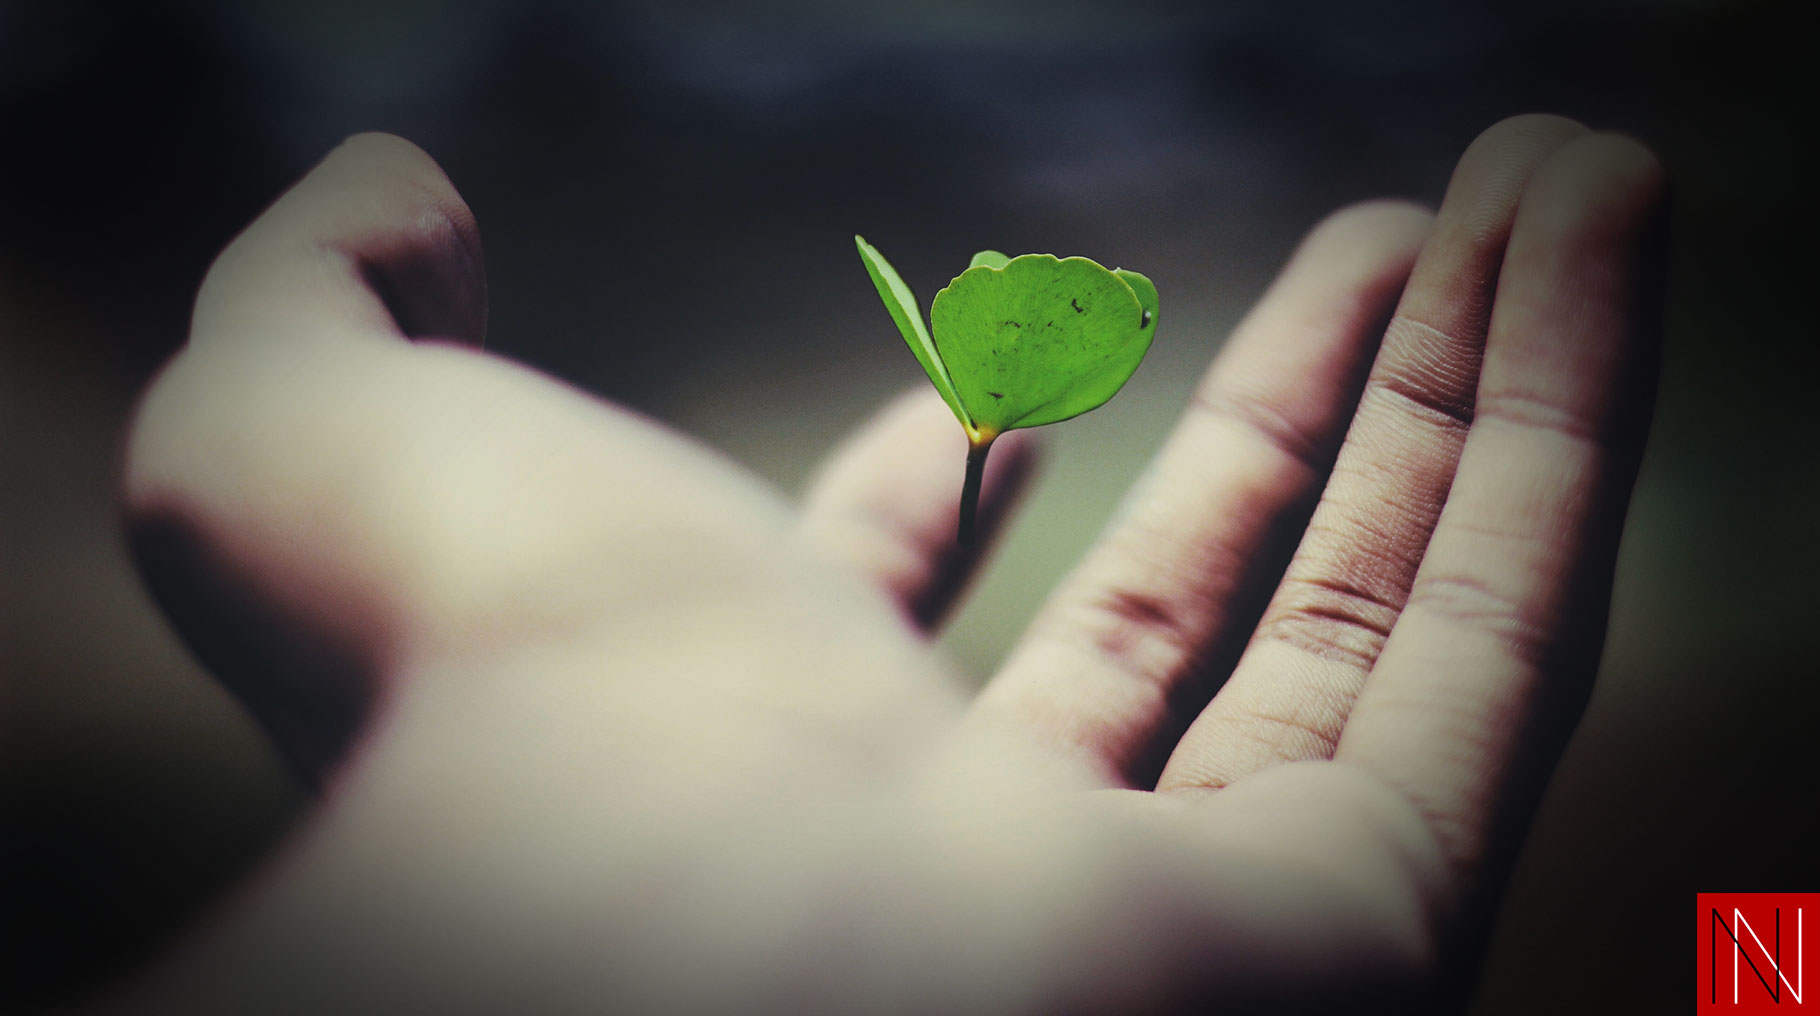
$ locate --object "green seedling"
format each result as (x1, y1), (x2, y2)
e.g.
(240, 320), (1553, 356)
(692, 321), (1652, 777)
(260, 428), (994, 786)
(855, 235), (1159, 545)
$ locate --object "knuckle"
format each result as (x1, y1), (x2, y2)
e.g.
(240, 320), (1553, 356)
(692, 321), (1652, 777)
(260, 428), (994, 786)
(1061, 585), (1203, 691)
(1190, 386), (1327, 474)
(1472, 387), (1601, 445)
(1256, 573), (1403, 669)
(1236, 697), (1349, 761)
(1405, 570), (1556, 670)
(1365, 323), (1481, 431)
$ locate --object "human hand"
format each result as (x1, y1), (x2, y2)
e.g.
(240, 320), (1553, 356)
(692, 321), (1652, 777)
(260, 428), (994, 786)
(116, 115), (1665, 1013)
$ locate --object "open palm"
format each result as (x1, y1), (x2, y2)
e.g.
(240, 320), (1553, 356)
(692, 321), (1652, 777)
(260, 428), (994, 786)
(118, 116), (1664, 1014)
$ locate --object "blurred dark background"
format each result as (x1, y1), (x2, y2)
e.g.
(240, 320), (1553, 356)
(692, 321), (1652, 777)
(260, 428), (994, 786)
(1, 0), (1811, 1011)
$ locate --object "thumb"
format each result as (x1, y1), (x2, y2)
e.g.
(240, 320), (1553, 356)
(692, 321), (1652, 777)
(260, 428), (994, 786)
(124, 133), (486, 785)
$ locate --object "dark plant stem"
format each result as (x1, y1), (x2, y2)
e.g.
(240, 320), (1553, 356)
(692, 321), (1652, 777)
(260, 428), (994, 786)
(958, 438), (992, 547)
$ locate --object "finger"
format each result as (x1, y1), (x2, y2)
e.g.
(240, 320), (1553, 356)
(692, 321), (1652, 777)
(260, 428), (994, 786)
(1335, 135), (1666, 906)
(192, 131), (486, 352)
(973, 200), (1433, 788)
(1155, 115), (1588, 793)
(125, 133), (494, 783)
(796, 388), (1037, 630)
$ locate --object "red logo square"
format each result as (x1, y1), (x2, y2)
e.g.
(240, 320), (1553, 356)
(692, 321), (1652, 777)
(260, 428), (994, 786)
(1700, 893), (1820, 1013)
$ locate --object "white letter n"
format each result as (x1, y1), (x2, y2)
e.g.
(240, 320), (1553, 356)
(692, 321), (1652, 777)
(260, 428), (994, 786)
(1734, 907), (1804, 1004)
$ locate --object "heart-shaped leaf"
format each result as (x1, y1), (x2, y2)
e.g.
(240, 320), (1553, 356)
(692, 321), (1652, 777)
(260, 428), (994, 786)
(932, 254), (1157, 436)
(855, 236), (1158, 543)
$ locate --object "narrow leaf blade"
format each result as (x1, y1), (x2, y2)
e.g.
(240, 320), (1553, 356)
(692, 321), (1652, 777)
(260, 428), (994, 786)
(855, 235), (971, 428)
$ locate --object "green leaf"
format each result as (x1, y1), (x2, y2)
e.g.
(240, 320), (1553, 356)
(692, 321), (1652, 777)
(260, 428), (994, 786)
(930, 254), (1156, 434)
(856, 238), (1159, 546)
(854, 236), (970, 429)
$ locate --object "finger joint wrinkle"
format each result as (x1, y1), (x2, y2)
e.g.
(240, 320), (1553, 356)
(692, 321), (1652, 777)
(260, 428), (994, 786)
(1065, 585), (1207, 691)
(1473, 388), (1605, 448)
(1256, 574), (1403, 669)
(1405, 571), (1562, 673)
(1370, 315), (1483, 431)
(1190, 386), (1330, 476)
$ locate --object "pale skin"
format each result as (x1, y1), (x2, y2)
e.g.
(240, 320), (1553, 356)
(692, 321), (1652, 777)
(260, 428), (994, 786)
(111, 114), (1665, 1013)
